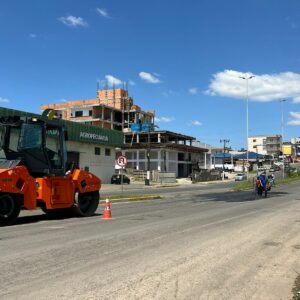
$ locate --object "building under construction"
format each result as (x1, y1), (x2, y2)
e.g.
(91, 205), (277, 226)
(41, 88), (154, 132)
(41, 86), (211, 177)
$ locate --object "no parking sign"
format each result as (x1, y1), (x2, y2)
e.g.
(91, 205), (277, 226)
(116, 156), (128, 168)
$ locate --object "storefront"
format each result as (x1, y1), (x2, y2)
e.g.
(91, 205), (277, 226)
(0, 107), (123, 182)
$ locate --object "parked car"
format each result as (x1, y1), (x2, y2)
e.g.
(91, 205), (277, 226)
(258, 166), (267, 172)
(235, 173), (247, 181)
(111, 174), (130, 184)
(269, 165), (281, 172)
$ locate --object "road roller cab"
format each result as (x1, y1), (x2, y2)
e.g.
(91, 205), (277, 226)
(0, 114), (101, 226)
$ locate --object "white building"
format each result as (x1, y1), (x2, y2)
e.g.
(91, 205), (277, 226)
(248, 135), (282, 155)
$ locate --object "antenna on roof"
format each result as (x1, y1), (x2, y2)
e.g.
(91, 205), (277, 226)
(104, 80), (108, 101)
(113, 82), (116, 107)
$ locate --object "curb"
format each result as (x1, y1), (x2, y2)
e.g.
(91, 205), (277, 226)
(100, 195), (162, 203)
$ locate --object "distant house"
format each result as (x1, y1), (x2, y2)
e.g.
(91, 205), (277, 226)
(248, 135), (282, 156)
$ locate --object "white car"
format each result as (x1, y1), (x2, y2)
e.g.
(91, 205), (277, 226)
(235, 173), (247, 181)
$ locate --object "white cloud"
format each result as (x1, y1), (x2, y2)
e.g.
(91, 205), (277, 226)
(162, 90), (175, 97)
(191, 120), (202, 126)
(59, 15), (88, 28)
(189, 88), (198, 95)
(96, 8), (110, 18)
(288, 111), (300, 125)
(29, 33), (37, 38)
(0, 97), (9, 103)
(139, 72), (161, 84)
(155, 116), (174, 123)
(293, 96), (300, 103)
(105, 75), (123, 86)
(128, 80), (136, 86)
(206, 69), (300, 103)
(60, 98), (67, 102)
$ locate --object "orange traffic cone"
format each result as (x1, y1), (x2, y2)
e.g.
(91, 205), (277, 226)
(102, 197), (112, 219)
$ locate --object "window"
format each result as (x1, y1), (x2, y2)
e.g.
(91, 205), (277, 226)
(253, 139), (256, 142)
(45, 128), (62, 169)
(89, 110), (92, 116)
(105, 148), (111, 156)
(18, 124), (43, 150)
(8, 127), (21, 152)
(95, 147), (101, 155)
(75, 111), (83, 117)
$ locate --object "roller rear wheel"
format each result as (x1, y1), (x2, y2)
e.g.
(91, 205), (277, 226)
(0, 194), (21, 226)
(72, 191), (99, 217)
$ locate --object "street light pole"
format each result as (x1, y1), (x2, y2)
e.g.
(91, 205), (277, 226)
(144, 123), (158, 186)
(220, 139), (230, 181)
(145, 129), (151, 186)
(280, 99), (286, 179)
(240, 75), (255, 179)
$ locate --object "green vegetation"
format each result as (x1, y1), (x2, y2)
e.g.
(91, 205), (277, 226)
(232, 181), (254, 191)
(248, 170), (257, 175)
(232, 174), (300, 192)
(276, 174), (300, 187)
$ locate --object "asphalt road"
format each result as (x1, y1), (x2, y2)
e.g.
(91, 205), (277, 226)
(1, 182), (300, 300)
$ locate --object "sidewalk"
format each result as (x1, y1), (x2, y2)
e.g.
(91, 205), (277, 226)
(101, 177), (235, 193)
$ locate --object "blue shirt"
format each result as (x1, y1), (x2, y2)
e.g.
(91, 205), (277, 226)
(259, 174), (267, 188)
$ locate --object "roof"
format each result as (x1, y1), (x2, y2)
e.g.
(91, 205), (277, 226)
(124, 130), (196, 141)
(0, 107), (123, 147)
(212, 152), (233, 159)
(233, 151), (265, 159)
(249, 135), (281, 138)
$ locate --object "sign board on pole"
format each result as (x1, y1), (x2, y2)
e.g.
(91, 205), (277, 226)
(116, 155), (128, 168)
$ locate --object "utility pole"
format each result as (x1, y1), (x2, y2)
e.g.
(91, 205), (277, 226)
(145, 123), (152, 186)
(280, 99), (286, 179)
(220, 139), (230, 180)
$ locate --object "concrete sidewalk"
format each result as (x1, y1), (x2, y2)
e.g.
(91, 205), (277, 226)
(101, 178), (235, 194)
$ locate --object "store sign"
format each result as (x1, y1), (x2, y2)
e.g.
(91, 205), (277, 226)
(79, 131), (108, 142)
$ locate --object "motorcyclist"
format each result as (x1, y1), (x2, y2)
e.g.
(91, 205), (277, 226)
(268, 173), (275, 187)
(257, 172), (268, 197)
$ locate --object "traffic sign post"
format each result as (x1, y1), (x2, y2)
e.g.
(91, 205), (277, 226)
(116, 155), (128, 168)
(116, 156), (128, 194)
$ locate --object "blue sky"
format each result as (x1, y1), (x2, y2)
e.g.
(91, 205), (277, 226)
(1, 0), (300, 149)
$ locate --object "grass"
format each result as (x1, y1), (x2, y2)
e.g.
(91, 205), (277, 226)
(232, 181), (254, 191)
(232, 174), (300, 192)
(275, 174), (300, 186)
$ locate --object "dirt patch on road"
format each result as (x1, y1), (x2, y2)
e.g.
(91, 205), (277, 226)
(292, 275), (300, 300)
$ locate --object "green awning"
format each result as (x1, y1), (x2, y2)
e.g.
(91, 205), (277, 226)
(0, 107), (123, 147)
